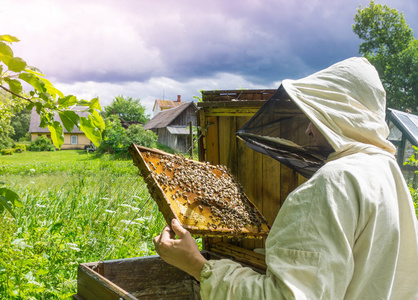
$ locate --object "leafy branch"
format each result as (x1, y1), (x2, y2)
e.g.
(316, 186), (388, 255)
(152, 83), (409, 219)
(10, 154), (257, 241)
(0, 84), (33, 102)
(0, 33), (106, 217)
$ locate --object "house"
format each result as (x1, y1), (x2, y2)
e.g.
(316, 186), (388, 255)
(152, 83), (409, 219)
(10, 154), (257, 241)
(29, 107), (92, 150)
(144, 101), (197, 152)
(152, 95), (186, 116)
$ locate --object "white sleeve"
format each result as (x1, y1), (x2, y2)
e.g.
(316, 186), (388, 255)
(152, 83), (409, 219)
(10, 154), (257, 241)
(200, 165), (359, 300)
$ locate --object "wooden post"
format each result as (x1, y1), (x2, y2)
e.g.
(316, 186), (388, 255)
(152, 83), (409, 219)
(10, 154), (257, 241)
(189, 121), (193, 159)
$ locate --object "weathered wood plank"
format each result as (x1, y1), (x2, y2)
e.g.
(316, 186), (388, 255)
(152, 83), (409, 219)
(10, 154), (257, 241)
(236, 117), (252, 196)
(208, 242), (267, 271)
(218, 116), (237, 175)
(76, 263), (136, 300)
(297, 118), (310, 186)
(202, 107), (263, 117)
(280, 164), (298, 207)
(262, 155), (282, 226)
(198, 101), (267, 107)
(205, 116), (219, 165)
(103, 256), (197, 299)
(75, 252), (236, 300)
(197, 109), (206, 162)
(236, 116), (257, 251)
(201, 89), (275, 102)
(243, 136), (265, 250)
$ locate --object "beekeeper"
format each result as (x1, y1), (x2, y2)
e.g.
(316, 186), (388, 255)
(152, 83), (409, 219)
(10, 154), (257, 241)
(153, 57), (418, 299)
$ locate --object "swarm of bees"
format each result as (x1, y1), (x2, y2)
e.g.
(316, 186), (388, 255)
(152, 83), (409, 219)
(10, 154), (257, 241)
(144, 151), (268, 234)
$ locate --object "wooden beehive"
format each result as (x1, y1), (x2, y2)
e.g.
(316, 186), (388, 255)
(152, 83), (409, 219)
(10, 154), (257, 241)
(74, 251), (265, 300)
(197, 89), (308, 256)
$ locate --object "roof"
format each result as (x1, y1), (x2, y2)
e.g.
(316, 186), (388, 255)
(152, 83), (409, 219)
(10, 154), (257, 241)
(29, 107), (89, 134)
(166, 125), (190, 135)
(144, 102), (196, 130)
(387, 108), (418, 145)
(153, 99), (187, 112)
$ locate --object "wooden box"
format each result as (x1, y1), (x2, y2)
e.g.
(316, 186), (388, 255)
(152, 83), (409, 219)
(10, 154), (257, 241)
(73, 251), (264, 300)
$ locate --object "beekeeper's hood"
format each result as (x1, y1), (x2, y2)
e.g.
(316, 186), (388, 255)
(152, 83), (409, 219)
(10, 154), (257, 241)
(237, 57), (396, 178)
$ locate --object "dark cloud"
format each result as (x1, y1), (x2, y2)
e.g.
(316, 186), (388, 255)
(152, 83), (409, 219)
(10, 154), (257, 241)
(122, 0), (368, 83)
(130, 0), (364, 84)
(2, 0), (417, 112)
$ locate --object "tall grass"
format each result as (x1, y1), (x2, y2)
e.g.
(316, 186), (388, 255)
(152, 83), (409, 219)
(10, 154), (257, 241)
(0, 151), (166, 299)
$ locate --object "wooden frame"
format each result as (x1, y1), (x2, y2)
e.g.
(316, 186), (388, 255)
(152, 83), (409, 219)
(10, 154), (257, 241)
(73, 251), (264, 299)
(128, 144), (270, 238)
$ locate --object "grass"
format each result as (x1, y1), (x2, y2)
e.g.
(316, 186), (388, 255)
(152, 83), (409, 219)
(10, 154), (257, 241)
(0, 150), (166, 299)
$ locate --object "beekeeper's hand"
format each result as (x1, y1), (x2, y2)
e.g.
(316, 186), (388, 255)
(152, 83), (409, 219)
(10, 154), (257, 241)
(153, 218), (207, 281)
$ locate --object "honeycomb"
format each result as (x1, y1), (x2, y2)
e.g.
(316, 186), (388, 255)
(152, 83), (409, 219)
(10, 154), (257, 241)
(130, 144), (270, 237)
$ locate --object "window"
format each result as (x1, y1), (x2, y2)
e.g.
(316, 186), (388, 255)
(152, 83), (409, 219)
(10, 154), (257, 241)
(388, 120), (402, 143)
(71, 135), (78, 145)
(404, 139), (415, 163)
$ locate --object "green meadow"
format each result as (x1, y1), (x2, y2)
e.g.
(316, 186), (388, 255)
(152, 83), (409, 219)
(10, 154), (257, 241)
(0, 150), (166, 299)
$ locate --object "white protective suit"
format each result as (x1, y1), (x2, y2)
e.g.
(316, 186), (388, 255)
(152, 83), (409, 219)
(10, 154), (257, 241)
(200, 57), (418, 299)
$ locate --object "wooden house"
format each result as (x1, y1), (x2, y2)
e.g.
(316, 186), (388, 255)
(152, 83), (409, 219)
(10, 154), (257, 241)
(152, 95), (186, 116)
(29, 107), (92, 150)
(144, 101), (197, 153)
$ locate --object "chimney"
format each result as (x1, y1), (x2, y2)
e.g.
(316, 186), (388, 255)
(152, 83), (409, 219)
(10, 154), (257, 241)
(177, 95), (181, 102)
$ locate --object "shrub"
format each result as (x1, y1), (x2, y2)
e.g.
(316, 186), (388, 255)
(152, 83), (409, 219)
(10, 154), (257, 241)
(18, 132), (31, 142)
(0, 136), (13, 150)
(13, 143), (26, 152)
(126, 124), (157, 149)
(404, 146), (418, 219)
(410, 186), (418, 218)
(98, 117), (157, 156)
(1, 148), (14, 155)
(28, 135), (56, 152)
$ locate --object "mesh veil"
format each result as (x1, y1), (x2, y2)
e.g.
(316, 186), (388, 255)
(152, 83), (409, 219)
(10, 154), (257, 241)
(236, 85), (332, 179)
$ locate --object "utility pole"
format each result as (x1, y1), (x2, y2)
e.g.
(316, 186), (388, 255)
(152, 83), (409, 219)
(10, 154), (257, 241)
(189, 121), (193, 159)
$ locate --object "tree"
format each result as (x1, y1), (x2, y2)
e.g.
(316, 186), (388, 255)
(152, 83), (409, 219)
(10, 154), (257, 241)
(0, 89), (16, 149)
(353, 1), (418, 112)
(126, 124), (157, 149)
(0, 34), (105, 217)
(98, 116), (130, 154)
(10, 108), (30, 141)
(0, 118), (14, 149)
(98, 116), (157, 156)
(103, 95), (150, 123)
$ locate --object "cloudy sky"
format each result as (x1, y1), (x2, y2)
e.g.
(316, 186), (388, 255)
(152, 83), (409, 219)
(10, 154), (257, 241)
(1, 0), (417, 115)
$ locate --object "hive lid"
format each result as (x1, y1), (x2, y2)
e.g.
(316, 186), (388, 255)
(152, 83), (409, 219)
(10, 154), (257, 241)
(129, 143), (270, 237)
